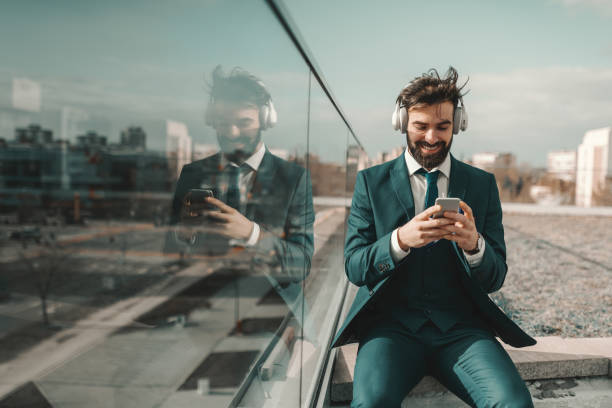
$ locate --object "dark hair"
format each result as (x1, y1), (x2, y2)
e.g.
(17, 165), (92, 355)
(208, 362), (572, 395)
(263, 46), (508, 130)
(207, 65), (271, 107)
(397, 66), (468, 111)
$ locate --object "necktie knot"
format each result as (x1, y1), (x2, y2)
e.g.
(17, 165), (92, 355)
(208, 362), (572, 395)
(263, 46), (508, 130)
(416, 169), (440, 210)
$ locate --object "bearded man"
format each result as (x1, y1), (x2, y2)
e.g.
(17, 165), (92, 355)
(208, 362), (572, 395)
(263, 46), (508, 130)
(331, 67), (535, 408)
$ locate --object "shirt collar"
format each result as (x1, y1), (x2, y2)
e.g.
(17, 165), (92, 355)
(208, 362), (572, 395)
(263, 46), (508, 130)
(404, 147), (451, 179)
(221, 142), (266, 171)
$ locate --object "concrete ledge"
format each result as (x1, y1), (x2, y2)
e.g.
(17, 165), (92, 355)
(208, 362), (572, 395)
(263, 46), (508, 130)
(331, 342), (611, 403)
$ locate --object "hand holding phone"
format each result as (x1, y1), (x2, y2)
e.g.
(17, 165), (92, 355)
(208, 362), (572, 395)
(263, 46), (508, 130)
(181, 188), (215, 222)
(432, 197), (461, 219)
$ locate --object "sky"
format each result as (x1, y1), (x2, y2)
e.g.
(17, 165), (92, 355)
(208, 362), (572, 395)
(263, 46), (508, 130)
(283, 0), (612, 165)
(1, 0), (611, 166)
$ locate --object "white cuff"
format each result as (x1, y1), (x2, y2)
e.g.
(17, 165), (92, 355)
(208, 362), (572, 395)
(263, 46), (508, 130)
(390, 228), (410, 264)
(463, 233), (485, 267)
(245, 222), (260, 247)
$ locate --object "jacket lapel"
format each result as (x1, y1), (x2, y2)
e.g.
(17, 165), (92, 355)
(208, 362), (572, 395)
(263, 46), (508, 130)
(448, 154), (473, 274)
(247, 150), (278, 220)
(447, 154), (468, 202)
(390, 155), (416, 219)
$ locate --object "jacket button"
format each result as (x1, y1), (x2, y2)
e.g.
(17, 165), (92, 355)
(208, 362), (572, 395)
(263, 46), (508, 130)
(369, 289), (374, 296)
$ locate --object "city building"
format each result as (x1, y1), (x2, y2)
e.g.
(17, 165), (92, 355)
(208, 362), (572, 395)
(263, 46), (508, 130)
(374, 145), (404, 165)
(576, 127), (612, 207)
(76, 131), (107, 149)
(165, 120), (192, 181)
(120, 126), (146, 150)
(15, 124), (53, 144)
(471, 152), (516, 170)
(547, 150), (576, 182)
(192, 142), (217, 161)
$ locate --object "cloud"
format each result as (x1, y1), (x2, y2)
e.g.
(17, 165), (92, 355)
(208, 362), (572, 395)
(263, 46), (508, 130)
(459, 66), (612, 164)
(550, 0), (612, 16)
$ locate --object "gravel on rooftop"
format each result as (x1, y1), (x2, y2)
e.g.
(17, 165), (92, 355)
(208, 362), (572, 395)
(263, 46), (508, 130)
(491, 214), (612, 338)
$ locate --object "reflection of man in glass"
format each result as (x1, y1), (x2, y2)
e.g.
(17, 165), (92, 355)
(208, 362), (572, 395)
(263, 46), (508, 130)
(169, 65), (314, 288)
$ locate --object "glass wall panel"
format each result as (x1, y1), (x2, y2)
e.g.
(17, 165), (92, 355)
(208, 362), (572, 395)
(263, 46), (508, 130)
(236, 72), (350, 407)
(0, 1), (322, 408)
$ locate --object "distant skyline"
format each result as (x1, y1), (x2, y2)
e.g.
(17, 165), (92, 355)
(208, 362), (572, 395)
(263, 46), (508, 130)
(1, 1), (611, 166)
(283, 0), (612, 165)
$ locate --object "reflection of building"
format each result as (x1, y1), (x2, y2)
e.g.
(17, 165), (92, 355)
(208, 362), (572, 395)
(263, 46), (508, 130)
(15, 124), (53, 144)
(120, 126), (146, 150)
(61, 107), (89, 142)
(308, 153), (346, 197)
(0, 123), (171, 217)
(547, 150), (576, 182)
(192, 143), (217, 161)
(77, 131), (107, 149)
(576, 127), (611, 207)
(471, 152), (515, 170)
(166, 120), (192, 180)
(12, 77), (41, 112)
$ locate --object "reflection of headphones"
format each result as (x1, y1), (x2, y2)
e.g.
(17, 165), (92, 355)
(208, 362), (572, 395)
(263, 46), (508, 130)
(204, 79), (278, 131)
(392, 94), (468, 135)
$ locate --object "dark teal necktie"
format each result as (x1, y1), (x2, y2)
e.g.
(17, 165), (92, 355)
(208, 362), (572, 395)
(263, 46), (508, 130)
(225, 164), (241, 210)
(417, 169), (440, 210)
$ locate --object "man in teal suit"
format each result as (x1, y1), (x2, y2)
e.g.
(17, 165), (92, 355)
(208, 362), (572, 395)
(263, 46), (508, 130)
(331, 68), (535, 407)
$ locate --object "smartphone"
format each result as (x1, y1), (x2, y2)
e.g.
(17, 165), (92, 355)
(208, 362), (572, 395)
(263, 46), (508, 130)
(188, 188), (214, 203)
(433, 197), (460, 218)
(183, 188), (215, 213)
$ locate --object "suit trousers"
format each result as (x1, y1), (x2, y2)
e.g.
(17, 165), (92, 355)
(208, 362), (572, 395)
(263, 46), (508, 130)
(351, 318), (533, 408)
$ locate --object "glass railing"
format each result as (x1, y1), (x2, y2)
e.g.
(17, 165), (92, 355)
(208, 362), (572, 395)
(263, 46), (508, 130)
(0, 1), (366, 407)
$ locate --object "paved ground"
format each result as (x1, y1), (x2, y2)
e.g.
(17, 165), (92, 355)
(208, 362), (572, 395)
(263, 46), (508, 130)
(1, 208), (611, 407)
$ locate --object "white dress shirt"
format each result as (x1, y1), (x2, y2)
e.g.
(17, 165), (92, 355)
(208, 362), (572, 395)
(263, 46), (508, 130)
(221, 142), (266, 246)
(390, 148), (485, 266)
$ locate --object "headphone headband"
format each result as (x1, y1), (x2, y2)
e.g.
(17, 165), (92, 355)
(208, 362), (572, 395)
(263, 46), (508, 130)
(392, 96), (467, 135)
(205, 79), (277, 130)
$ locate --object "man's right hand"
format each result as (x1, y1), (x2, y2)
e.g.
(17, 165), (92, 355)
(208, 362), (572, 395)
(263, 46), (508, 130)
(396, 205), (454, 251)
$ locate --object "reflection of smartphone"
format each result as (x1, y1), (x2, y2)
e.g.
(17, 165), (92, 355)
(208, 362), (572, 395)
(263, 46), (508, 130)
(183, 188), (215, 213)
(188, 188), (214, 203)
(433, 197), (460, 218)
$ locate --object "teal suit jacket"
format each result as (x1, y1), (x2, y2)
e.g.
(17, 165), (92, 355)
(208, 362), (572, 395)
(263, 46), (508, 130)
(331, 154), (536, 348)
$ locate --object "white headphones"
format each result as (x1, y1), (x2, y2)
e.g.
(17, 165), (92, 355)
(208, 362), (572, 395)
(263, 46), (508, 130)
(205, 79), (278, 130)
(392, 94), (468, 135)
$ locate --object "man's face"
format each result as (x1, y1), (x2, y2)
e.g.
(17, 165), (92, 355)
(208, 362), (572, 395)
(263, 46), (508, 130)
(406, 101), (454, 170)
(210, 101), (262, 163)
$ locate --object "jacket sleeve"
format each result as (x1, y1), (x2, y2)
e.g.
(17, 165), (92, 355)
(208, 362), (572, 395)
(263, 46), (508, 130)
(254, 169), (315, 283)
(344, 171), (396, 290)
(468, 173), (508, 293)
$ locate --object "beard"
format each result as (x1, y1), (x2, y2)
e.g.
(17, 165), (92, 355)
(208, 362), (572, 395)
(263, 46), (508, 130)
(407, 135), (452, 170)
(218, 130), (262, 164)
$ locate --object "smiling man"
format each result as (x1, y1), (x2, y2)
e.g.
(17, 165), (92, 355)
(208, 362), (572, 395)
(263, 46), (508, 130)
(331, 68), (536, 407)
(168, 65), (314, 283)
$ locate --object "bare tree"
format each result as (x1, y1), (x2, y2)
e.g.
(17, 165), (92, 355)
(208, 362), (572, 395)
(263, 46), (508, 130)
(20, 232), (73, 328)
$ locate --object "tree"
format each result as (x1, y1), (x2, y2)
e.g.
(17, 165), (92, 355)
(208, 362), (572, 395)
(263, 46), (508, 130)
(19, 232), (72, 328)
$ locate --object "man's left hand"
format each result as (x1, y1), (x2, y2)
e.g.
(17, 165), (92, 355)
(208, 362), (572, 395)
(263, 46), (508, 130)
(439, 201), (479, 252)
(204, 197), (254, 241)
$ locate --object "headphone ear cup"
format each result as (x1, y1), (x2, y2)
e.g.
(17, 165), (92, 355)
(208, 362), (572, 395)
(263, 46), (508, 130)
(460, 106), (468, 132)
(392, 102), (400, 131)
(259, 104), (270, 130)
(453, 106), (462, 134)
(453, 106), (469, 134)
(399, 106), (408, 133)
(267, 100), (277, 129)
